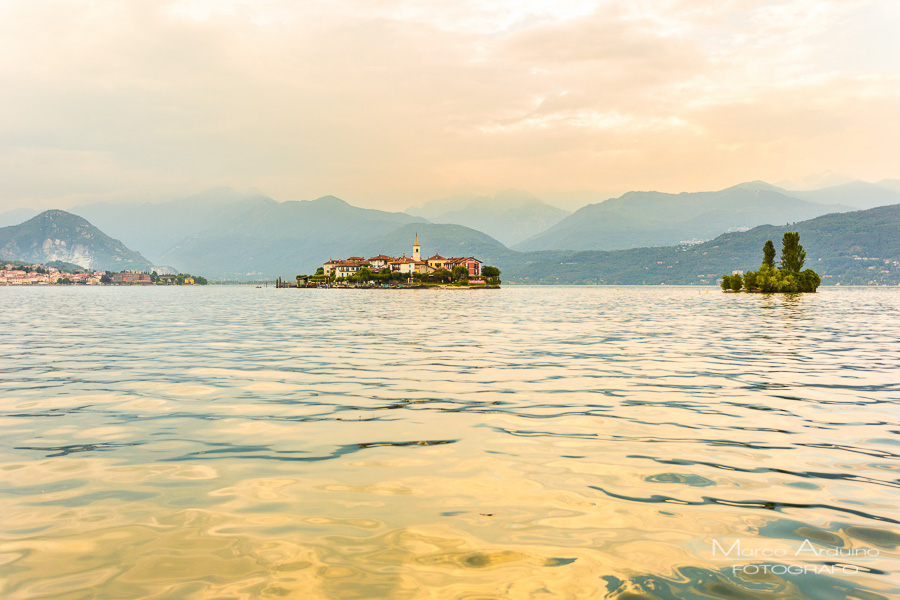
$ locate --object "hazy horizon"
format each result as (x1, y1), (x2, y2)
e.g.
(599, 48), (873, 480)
(2, 0), (898, 213)
(4, 174), (900, 221)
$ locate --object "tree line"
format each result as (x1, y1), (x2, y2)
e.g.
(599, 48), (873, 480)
(721, 232), (821, 293)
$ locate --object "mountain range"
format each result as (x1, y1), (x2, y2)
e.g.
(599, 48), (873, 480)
(514, 182), (852, 252)
(1, 179), (898, 282)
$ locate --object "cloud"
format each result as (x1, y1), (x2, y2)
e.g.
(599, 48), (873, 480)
(0, 0), (897, 211)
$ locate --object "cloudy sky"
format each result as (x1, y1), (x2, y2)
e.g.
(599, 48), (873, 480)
(1, 0), (898, 211)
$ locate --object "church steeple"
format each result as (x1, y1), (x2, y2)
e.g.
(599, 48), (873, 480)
(413, 233), (421, 261)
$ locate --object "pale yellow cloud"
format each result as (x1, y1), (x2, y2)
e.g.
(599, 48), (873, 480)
(0, 0), (897, 211)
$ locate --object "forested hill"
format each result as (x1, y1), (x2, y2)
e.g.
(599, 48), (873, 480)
(0, 210), (152, 271)
(501, 203), (900, 285)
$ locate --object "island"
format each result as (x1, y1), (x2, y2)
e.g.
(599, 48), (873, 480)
(277, 234), (501, 288)
(721, 232), (821, 293)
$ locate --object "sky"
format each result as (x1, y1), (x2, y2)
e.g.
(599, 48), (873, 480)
(1, 0), (898, 212)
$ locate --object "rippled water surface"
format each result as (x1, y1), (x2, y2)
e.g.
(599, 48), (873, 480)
(1, 286), (899, 599)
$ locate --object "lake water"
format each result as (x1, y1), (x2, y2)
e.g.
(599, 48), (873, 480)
(1, 286), (899, 599)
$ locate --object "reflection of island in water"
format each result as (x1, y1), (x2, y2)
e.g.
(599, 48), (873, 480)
(722, 232), (821, 293)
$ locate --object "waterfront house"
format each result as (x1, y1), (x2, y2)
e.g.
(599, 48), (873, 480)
(447, 257), (482, 277)
(324, 256), (371, 277)
(367, 255), (395, 270)
(112, 271), (152, 284)
(388, 256), (421, 274)
(427, 254), (450, 270)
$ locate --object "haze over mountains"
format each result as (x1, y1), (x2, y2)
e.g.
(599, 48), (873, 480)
(1, 178), (898, 282)
(158, 196), (424, 279)
(364, 223), (513, 269)
(878, 180), (900, 194)
(0, 208), (39, 228)
(71, 188), (279, 260)
(406, 190), (570, 247)
(788, 181), (900, 209)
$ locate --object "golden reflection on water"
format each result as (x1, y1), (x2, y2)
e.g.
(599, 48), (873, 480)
(0, 457), (622, 599)
(2, 286), (900, 599)
(2, 452), (898, 600)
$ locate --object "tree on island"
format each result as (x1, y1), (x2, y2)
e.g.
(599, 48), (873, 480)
(482, 265), (501, 284)
(763, 240), (776, 269)
(721, 231), (820, 293)
(452, 265), (469, 283)
(435, 269), (453, 283)
(780, 231), (806, 272)
(723, 273), (742, 291)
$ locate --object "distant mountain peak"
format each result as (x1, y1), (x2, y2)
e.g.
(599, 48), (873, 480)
(724, 180), (784, 193)
(35, 209), (93, 225)
(0, 210), (151, 271)
(309, 195), (350, 206)
(777, 171), (855, 190)
(786, 180), (900, 210)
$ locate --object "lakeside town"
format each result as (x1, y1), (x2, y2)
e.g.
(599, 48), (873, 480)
(279, 234), (501, 288)
(1, 262), (208, 285)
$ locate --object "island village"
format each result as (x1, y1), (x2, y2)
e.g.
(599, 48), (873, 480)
(278, 234), (500, 288)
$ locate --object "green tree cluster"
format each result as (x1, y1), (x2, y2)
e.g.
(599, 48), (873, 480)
(482, 265), (501, 284)
(175, 273), (208, 285)
(722, 232), (821, 293)
(720, 273), (743, 291)
(452, 265), (469, 283)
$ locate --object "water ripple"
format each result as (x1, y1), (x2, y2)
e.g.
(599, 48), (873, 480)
(1, 286), (899, 599)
